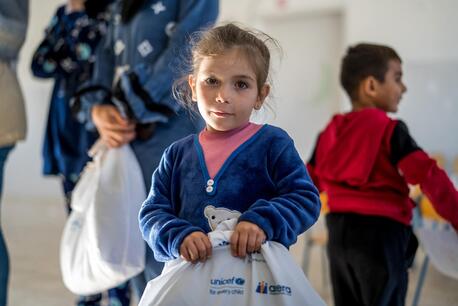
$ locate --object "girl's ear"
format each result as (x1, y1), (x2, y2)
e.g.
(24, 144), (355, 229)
(188, 75), (197, 102)
(255, 84), (270, 110)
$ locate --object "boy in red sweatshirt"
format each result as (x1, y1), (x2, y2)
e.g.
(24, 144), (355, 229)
(307, 43), (458, 306)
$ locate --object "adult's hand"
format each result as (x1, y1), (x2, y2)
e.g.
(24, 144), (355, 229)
(66, 0), (85, 13)
(91, 104), (136, 148)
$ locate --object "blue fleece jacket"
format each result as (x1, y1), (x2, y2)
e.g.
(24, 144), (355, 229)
(139, 124), (321, 262)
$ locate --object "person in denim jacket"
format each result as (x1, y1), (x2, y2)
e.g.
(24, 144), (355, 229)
(31, 2), (136, 305)
(76, 0), (219, 299)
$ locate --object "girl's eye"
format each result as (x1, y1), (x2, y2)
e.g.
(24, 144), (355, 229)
(205, 78), (218, 86)
(235, 81), (248, 89)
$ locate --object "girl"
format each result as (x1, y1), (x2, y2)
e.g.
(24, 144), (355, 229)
(139, 23), (321, 264)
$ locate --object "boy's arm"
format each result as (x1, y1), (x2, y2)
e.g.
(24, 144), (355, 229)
(138, 146), (204, 262)
(239, 137), (321, 248)
(392, 121), (458, 230)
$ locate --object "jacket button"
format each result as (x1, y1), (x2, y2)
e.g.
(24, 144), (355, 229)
(207, 179), (214, 186)
(206, 186), (214, 193)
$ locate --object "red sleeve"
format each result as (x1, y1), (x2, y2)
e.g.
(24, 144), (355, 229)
(307, 134), (323, 192)
(398, 150), (458, 230)
(306, 163), (323, 192)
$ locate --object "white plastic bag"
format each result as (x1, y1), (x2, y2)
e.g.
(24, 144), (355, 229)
(139, 219), (326, 306)
(60, 141), (146, 295)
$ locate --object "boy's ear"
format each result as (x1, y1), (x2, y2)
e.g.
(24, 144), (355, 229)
(362, 76), (378, 98)
(188, 75), (197, 102)
(255, 84), (270, 110)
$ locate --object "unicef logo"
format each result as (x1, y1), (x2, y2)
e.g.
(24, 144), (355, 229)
(235, 278), (245, 285)
(209, 276), (246, 296)
(210, 277), (246, 287)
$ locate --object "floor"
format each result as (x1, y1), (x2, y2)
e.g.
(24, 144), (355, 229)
(2, 196), (458, 306)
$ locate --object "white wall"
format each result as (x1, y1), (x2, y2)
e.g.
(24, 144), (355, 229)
(258, 12), (343, 158)
(345, 0), (458, 61)
(4, 0), (458, 201)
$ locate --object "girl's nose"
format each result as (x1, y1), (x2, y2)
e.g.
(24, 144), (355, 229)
(216, 86), (230, 103)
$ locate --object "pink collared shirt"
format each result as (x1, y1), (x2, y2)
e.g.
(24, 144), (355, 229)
(198, 122), (263, 178)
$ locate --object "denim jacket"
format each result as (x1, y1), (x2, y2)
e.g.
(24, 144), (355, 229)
(78, 0), (219, 128)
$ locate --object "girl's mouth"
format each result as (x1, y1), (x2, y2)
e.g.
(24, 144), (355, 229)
(211, 111), (232, 117)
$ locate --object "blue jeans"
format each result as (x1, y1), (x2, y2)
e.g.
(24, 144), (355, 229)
(76, 282), (131, 306)
(0, 145), (14, 306)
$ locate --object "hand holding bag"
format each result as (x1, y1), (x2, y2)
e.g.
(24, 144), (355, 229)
(139, 219), (326, 306)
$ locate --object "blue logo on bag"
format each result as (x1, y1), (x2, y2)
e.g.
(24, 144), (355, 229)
(209, 276), (245, 296)
(235, 278), (245, 285)
(256, 281), (268, 294)
(256, 281), (292, 296)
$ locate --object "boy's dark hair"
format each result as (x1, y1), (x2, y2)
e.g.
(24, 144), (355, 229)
(340, 43), (401, 101)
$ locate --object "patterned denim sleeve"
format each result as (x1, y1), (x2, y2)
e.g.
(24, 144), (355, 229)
(31, 6), (109, 78)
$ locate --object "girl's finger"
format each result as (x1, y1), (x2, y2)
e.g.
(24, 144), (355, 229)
(194, 237), (208, 262)
(180, 245), (190, 262)
(230, 231), (239, 257)
(237, 231), (248, 258)
(255, 234), (265, 251)
(203, 236), (212, 259)
(187, 242), (199, 263)
(246, 232), (257, 253)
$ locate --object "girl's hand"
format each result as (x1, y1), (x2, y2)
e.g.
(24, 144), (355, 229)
(230, 221), (266, 258)
(180, 231), (212, 263)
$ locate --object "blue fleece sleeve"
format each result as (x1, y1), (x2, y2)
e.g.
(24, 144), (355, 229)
(120, 0), (219, 123)
(139, 146), (204, 262)
(239, 137), (321, 247)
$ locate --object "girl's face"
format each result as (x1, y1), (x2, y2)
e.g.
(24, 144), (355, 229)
(189, 48), (269, 132)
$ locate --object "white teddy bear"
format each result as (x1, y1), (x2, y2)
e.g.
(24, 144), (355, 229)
(204, 205), (241, 231)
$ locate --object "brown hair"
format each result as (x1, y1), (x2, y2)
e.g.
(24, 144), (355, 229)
(173, 23), (280, 107)
(340, 43), (401, 101)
